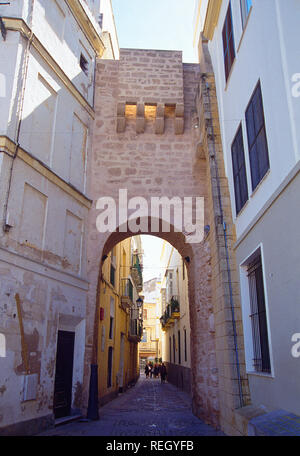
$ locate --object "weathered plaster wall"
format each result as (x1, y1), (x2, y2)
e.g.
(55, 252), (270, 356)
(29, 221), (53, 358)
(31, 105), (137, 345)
(0, 262), (87, 434)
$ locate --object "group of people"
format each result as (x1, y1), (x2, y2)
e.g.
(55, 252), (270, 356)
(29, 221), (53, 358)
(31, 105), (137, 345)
(144, 361), (167, 383)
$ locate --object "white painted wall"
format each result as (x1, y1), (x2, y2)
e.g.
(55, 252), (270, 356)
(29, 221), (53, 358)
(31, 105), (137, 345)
(100, 0), (120, 59)
(33, 0), (96, 106)
(199, 0), (300, 239)
(160, 242), (190, 369)
(0, 0), (100, 432)
(195, 0), (300, 416)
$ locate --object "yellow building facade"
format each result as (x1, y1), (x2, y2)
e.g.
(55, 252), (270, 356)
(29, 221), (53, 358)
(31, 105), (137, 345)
(97, 236), (143, 405)
(139, 277), (163, 370)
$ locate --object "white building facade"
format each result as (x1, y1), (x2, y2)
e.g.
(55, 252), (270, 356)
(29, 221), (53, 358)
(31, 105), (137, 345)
(159, 241), (191, 394)
(194, 0), (300, 417)
(0, 0), (118, 435)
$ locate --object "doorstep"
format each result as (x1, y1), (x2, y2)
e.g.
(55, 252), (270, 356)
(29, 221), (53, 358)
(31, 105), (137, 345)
(55, 414), (83, 427)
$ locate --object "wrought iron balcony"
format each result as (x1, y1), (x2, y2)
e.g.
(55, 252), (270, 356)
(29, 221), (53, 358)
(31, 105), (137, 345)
(121, 278), (133, 309)
(128, 317), (143, 343)
(130, 253), (143, 292)
(160, 296), (180, 330)
(170, 296), (180, 318)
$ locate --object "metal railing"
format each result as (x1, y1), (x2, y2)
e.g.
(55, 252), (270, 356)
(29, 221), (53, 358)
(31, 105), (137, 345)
(121, 278), (133, 301)
(160, 296), (180, 328)
(129, 318), (143, 338)
(131, 253), (143, 289)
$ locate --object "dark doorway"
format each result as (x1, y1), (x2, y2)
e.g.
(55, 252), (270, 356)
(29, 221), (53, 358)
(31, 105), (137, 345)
(53, 330), (75, 419)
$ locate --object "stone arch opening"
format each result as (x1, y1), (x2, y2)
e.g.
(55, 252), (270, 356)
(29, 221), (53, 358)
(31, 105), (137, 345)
(83, 215), (219, 427)
(83, 47), (250, 435)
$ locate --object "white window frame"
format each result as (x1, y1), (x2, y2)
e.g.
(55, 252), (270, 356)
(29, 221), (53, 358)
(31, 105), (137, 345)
(239, 243), (274, 377)
(240, 0), (252, 29)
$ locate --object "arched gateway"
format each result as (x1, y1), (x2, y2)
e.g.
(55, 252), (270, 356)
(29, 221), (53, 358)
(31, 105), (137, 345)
(83, 45), (250, 435)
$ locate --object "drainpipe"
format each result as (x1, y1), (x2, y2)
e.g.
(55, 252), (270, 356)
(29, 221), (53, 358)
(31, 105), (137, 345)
(204, 77), (244, 409)
(2, 0), (34, 232)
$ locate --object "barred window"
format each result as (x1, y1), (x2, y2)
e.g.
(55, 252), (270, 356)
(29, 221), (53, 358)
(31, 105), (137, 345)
(247, 253), (271, 373)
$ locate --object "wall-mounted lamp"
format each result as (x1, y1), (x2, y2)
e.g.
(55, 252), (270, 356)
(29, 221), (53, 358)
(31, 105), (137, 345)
(136, 297), (143, 308)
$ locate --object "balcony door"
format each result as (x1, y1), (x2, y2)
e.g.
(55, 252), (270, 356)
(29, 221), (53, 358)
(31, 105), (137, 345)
(118, 333), (125, 391)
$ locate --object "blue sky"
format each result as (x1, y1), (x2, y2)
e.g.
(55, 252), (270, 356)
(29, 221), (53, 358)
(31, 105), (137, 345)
(110, 1), (198, 280)
(111, 0), (198, 63)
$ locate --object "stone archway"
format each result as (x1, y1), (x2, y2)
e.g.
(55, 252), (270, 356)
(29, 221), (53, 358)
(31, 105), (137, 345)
(85, 218), (219, 427)
(82, 44), (250, 435)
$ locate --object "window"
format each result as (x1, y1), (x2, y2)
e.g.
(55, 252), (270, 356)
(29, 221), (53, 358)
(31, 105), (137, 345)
(245, 82), (270, 190)
(107, 347), (113, 388)
(231, 124), (248, 214)
(240, 0), (252, 29)
(173, 334), (176, 364)
(143, 309), (148, 320)
(110, 247), (116, 287)
(222, 2), (235, 81)
(109, 297), (115, 339)
(110, 264), (115, 286)
(247, 252), (271, 373)
(142, 331), (147, 343)
(178, 331), (181, 365)
(184, 329), (187, 362)
(80, 53), (88, 75)
(169, 336), (172, 362)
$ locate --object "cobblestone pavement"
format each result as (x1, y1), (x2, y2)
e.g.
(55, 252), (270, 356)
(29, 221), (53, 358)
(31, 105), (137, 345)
(38, 375), (225, 436)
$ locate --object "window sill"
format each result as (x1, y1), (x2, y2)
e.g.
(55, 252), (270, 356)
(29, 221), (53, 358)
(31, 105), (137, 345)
(237, 6), (253, 54)
(250, 168), (271, 199)
(247, 370), (274, 379)
(235, 198), (250, 220)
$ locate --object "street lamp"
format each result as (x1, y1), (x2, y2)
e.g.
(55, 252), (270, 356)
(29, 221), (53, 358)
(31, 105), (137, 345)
(136, 296), (143, 307)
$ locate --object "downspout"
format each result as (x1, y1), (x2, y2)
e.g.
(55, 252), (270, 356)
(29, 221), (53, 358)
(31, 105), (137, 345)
(2, 0), (35, 232)
(204, 77), (244, 409)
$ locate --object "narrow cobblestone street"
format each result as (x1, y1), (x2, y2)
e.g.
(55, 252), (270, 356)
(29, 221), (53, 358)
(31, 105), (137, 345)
(38, 375), (224, 436)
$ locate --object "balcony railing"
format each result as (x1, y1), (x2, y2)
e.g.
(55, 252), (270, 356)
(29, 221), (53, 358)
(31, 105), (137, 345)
(128, 318), (143, 342)
(131, 253), (143, 292)
(160, 296), (180, 330)
(121, 278), (133, 309)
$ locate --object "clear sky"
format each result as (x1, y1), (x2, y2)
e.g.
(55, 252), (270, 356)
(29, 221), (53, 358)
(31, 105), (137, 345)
(110, 1), (198, 281)
(140, 235), (164, 283)
(111, 0), (198, 63)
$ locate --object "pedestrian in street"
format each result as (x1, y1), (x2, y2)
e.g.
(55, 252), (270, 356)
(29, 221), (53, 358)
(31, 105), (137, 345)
(160, 363), (167, 384)
(145, 363), (150, 378)
(154, 363), (159, 379)
(150, 362), (153, 379)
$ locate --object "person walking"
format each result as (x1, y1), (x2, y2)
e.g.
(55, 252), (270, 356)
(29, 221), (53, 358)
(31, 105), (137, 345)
(149, 362), (153, 379)
(160, 363), (167, 384)
(145, 363), (150, 378)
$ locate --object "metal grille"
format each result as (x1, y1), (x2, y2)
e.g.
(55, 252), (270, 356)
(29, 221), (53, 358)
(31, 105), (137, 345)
(248, 255), (271, 373)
